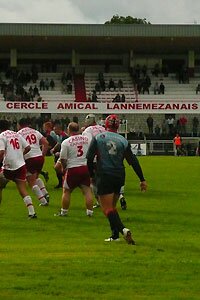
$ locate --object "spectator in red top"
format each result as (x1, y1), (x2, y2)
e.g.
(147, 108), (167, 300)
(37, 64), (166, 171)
(179, 116), (187, 135)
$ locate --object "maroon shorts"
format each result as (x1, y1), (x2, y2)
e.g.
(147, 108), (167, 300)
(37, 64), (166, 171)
(63, 165), (90, 190)
(25, 156), (44, 174)
(3, 165), (27, 181)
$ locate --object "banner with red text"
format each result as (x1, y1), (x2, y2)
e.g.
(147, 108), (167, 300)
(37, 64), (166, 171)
(0, 101), (200, 114)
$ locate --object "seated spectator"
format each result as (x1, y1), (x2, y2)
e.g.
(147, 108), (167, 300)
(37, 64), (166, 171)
(154, 82), (160, 94)
(33, 85), (39, 97)
(142, 79), (150, 94)
(95, 82), (101, 94)
(44, 78), (49, 90)
(98, 71), (104, 82)
(67, 81), (72, 94)
(196, 83), (200, 94)
(91, 90), (98, 102)
(121, 94), (126, 102)
(50, 79), (55, 90)
(87, 93), (92, 102)
(39, 79), (45, 90)
(112, 93), (120, 102)
(108, 78), (115, 90)
(160, 82), (165, 94)
(99, 78), (105, 91)
(117, 79), (123, 91)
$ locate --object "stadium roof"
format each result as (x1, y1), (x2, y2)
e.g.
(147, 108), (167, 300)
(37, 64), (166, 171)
(0, 23), (200, 54)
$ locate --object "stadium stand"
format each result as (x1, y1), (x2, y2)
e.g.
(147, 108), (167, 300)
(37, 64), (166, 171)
(84, 72), (137, 102)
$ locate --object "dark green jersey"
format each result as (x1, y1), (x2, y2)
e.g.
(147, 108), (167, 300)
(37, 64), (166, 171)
(87, 131), (145, 182)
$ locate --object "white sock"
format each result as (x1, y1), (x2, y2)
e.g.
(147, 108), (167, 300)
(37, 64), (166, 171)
(36, 178), (48, 196)
(23, 195), (35, 215)
(61, 208), (68, 215)
(32, 185), (47, 204)
(86, 209), (93, 216)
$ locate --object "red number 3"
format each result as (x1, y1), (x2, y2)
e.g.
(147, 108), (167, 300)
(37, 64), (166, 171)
(77, 145), (83, 157)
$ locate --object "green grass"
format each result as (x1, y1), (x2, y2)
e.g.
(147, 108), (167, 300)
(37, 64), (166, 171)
(0, 156), (200, 300)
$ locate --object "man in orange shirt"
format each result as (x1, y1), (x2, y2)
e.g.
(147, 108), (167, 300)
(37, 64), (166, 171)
(173, 133), (182, 156)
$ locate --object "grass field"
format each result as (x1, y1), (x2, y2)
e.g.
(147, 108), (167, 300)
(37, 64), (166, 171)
(0, 156), (200, 300)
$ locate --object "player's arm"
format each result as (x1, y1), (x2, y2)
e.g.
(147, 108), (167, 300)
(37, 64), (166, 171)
(86, 137), (97, 178)
(0, 150), (5, 162)
(0, 138), (6, 161)
(125, 143), (147, 192)
(19, 135), (31, 155)
(24, 145), (31, 155)
(59, 142), (68, 171)
(40, 136), (49, 157)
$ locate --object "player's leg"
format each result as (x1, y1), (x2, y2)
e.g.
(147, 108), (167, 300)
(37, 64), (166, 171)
(54, 187), (71, 216)
(27, 173), (48, 206)
(15, 179), (37, 219)
(0, 172), (9, 204)
(81, 184), (93, 216)
(119, 185), (127, 210)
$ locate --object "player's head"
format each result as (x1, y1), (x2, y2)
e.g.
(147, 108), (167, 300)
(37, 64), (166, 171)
(0, 120), (10, 132)
(67, 122), (79, 135)
(85, 114), (96, 126)
(18, 118), (30, 129)
(105, 114), (120, 132)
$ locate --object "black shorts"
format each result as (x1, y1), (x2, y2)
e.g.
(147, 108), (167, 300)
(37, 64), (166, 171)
(96, 173), (125, 196)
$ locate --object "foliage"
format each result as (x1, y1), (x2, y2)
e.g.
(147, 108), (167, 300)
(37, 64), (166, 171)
(0, 156), (200, 299)
(105, 14), (151, 25)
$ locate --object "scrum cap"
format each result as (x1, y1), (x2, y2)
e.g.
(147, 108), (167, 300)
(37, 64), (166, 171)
(85, 114), (96, 126)
(105, 114), (120, 131)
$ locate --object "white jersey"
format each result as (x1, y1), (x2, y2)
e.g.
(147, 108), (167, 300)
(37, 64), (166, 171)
(18, 127), (43, 160)
(60, 134), (90, 169)
(82, 124), (105, 143)
(0, 130), (29, 170)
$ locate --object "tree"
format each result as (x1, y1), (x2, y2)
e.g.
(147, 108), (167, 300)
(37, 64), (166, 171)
(105, 15), (151, 25)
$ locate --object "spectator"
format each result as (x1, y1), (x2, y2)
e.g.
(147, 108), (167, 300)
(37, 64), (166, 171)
(179, 116), (187, 135)
(167, 115), (175, 136)
(154, 124), (161, 136)
(160, 82), (165, 94)
(67, 81), (72, 94)
(146, 115), (154, 134)
(39, 79), (45, 90)
(113, 93), (120, 102)
(108, 78), (115, 91)
(196, 83), (200, 94)
(91, 90), (98, 102)
(154, 82), (160, 94)
(95, 82), (101, 94)
(121, 94), (126, 102)
(44, 78), (49, 90)
(161, 118), (168, 136)
(50, 79), (55, 90)
(192, 117), (199, 137)
(87, 93), (92, 102)
(117, 79), (123, 91)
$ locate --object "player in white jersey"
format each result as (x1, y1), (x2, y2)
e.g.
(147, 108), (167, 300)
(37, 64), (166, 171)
(82, 114), (106, 208)
(0, 120), (37, 219)
(54, 122), (93, 217)
(18, 118), (49, 206)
